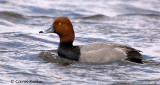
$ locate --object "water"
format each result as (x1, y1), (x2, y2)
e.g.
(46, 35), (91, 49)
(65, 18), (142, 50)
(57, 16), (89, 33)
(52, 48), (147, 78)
(0, 0), (160, 85)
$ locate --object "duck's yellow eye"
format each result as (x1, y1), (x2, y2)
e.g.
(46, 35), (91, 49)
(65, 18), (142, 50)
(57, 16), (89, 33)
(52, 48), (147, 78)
(59, 22), (61, 25)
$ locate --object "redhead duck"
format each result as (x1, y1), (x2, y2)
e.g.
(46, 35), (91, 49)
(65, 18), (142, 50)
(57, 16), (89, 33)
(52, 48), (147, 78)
(39, 17), (143, 63)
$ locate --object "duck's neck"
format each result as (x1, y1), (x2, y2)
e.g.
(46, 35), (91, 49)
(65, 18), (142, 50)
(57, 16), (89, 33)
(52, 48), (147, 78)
(59, 41), (73, 47)
(59, 34), (75, 43)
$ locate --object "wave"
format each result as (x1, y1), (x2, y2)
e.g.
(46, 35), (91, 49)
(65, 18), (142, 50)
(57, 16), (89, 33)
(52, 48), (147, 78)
(82, 14), (109, 19)
(118, 13), (160, 17)
(0, 11), (26, 19)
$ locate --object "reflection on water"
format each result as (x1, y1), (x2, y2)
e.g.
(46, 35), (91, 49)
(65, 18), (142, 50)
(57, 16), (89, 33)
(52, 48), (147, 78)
(0, 0), (160, 85)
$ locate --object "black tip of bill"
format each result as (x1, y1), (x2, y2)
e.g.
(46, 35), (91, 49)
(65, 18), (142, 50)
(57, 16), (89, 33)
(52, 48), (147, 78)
(39, 31), (43, 33)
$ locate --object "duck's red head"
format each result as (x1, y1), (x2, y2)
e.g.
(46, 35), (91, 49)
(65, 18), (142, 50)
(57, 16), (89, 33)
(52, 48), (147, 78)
(40, 17), (75, 43)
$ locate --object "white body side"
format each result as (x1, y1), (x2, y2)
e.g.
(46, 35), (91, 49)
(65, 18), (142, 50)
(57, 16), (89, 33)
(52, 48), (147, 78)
(79, 42), (127, 63)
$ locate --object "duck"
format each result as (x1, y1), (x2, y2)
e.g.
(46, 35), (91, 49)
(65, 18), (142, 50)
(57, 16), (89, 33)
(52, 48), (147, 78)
(39, 17), (143, 63)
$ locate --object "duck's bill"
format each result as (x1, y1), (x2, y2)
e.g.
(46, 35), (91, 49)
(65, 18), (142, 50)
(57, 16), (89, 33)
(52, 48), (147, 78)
(39, 25), (54, 33)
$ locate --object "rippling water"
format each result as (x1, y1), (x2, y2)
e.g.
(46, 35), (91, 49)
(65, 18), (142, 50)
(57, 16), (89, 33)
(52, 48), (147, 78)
(0, 0), (160, 85)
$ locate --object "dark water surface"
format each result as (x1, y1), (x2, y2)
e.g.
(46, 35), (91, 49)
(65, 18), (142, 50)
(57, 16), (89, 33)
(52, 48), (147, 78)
(0, 0), (160, 85)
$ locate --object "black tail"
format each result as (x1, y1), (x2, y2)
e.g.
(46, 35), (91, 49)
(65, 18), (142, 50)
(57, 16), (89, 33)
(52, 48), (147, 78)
(126, 51), (143, 64)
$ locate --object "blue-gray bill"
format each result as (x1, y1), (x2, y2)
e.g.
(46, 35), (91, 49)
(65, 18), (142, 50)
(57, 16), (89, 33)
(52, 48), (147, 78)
(39, 25), (54, 33)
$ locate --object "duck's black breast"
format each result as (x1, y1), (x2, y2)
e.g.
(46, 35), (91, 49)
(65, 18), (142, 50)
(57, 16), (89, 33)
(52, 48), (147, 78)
(57, 42), (80, 61)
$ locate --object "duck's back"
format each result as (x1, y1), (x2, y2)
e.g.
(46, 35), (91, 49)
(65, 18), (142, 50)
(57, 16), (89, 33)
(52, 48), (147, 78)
(79, 42), (142, 63)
